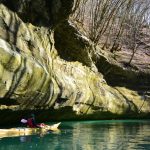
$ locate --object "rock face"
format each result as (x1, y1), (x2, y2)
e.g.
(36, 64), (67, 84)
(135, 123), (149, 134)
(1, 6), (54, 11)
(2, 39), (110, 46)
(1, 0), (74, 26)
(95, 48), (150, 90)
(54, 20), (97, 71)
(0, 1), (149, 125)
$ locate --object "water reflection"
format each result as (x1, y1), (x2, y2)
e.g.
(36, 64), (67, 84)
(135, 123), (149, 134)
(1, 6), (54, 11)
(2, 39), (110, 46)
(64, 120), (150, 150)
(0, 120), (150, 150)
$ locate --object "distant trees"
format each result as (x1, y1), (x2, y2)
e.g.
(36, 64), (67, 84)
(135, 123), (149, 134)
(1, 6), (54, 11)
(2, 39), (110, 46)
(122, 0), (150, 64)
(72, 0), (150, 64)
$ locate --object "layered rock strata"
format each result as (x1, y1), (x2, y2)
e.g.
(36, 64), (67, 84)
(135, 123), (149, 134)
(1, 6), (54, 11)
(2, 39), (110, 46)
(0, 2), (149, 125)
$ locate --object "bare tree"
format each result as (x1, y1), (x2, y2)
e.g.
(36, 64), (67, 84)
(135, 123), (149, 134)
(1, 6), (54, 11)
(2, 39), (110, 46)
(123, 0), (150, 64)
(72, 0), (150, 61)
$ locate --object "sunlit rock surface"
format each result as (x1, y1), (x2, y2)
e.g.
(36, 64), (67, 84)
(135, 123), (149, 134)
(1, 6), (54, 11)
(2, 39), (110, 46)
(0, 3), (149, 125)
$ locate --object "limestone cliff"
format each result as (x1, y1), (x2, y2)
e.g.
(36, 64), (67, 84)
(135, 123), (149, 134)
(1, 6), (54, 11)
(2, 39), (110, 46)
(0, 1), (149, 125)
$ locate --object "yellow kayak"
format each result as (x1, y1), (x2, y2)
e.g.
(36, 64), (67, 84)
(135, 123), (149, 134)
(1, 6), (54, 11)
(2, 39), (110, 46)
(0, 122), (61, 138)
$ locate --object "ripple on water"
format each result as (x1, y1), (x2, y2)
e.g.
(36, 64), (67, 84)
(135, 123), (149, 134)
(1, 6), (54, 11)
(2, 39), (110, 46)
(0, 120), (150, 150)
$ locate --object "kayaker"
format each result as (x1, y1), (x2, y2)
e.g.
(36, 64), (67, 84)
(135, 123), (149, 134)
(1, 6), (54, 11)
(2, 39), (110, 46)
(21, 114), (47, 128)
(21, 114), (38, 128)
(27, 114), (38, 128)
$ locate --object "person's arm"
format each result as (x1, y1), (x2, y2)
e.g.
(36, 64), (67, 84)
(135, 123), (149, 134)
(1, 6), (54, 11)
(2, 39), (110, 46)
(32, 118), (41, 128)
(32, 118), (37, 127)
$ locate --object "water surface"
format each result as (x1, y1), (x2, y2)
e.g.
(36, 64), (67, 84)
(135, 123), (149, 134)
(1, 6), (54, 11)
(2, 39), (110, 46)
(0, 120), (150, 150)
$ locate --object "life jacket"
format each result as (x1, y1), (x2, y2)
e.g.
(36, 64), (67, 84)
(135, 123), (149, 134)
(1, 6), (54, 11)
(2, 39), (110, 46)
(27, 118), (36, 128)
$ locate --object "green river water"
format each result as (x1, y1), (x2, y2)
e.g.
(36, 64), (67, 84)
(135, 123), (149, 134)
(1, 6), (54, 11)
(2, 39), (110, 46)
(0, 120), (150, 150)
